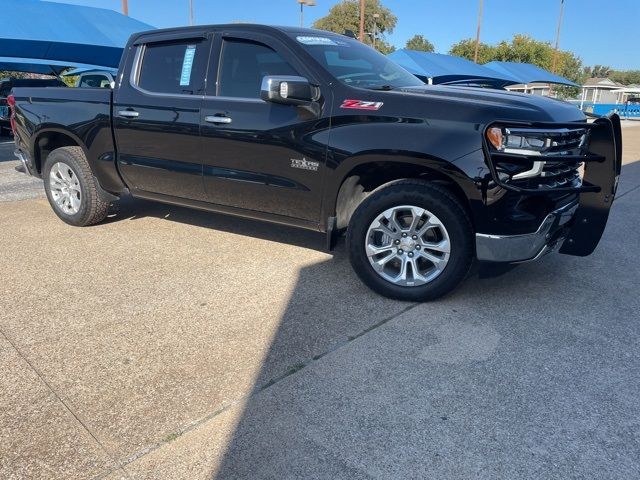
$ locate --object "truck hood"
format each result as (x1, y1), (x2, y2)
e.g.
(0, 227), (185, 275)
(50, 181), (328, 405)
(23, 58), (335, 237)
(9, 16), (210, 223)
(395, 84), (586, 123)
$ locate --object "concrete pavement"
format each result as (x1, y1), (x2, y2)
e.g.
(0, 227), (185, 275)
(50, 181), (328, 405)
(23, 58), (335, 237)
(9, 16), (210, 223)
(0, 127), (639, 479)
(0, 141), (43, 202)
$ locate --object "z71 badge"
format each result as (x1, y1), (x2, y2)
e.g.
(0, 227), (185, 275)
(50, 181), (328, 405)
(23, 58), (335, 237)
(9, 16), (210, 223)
(291, 157), (319, 171)
(340, 99), (383, 110)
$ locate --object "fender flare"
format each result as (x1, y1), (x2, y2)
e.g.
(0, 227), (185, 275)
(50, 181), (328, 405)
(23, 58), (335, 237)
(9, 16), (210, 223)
(322, 151), (475, 226)
(30, 126), (88, 172)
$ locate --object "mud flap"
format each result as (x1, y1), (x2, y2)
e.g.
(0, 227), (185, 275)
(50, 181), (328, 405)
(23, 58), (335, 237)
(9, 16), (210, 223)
(559, 114), (622, 256)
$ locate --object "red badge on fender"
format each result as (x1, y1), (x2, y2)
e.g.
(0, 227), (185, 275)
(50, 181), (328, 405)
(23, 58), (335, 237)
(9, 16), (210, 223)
(340, 99), (383, 110)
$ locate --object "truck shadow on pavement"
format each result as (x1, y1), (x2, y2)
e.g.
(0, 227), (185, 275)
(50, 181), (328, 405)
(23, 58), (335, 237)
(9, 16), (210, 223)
(108, 196), (528, 283)
(107, 195), (328, 252)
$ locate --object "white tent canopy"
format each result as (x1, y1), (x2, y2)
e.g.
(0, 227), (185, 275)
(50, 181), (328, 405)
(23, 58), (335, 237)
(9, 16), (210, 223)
(611, 87), (640, 94)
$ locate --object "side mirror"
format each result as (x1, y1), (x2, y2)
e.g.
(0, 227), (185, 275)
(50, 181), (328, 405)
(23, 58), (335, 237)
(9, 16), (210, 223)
(260, 75), (317, 106)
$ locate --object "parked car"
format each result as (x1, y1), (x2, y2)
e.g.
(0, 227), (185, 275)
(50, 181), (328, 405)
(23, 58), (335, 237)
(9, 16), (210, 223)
(75, 70), (115, 89)
(9, 25), (622, 300)
(0, 78), (66, 136)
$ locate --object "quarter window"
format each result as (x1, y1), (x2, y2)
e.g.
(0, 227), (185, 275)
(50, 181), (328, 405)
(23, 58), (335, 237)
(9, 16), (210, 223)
(218, 39), (299, 98)
(137, 39), (208, 95)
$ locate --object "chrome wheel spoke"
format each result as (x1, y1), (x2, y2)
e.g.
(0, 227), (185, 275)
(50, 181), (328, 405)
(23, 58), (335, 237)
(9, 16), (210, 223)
(69, 192), (81, 211)
(366, 243), (395, 257)
(416, 217), (442, 237)
(371, 251), (397, 271)
(423, 238), (450, 254)
(396, 256), (409, 281)
(417, 250), (447, 271)
(407, 206), (425, 232)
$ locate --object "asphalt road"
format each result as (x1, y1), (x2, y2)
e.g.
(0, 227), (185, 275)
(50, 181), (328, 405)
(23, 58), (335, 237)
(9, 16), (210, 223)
(1, 126), (639, 480)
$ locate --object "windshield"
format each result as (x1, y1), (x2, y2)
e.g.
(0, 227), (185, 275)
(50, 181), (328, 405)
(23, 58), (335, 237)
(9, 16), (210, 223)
(292, 34), (424, 90)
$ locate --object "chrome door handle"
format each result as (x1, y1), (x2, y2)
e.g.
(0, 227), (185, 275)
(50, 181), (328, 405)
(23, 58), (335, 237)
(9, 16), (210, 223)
(118, 110), (139, 118)
(205, 115), (232, 124)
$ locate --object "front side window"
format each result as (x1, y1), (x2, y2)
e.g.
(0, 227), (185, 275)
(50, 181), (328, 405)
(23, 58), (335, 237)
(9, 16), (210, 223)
(137, 39), (208, 95)
(218, 39), (299, 98)
(292, 34), (424, 90)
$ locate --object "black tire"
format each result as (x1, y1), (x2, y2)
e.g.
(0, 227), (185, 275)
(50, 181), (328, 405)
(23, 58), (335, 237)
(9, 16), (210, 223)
(43, 146), (110, 226)
(347, 180), (474, 301)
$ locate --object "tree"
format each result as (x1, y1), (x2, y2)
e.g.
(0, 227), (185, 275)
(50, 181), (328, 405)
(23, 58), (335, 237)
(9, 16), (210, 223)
(449, 38), (496, 64)
(405, 34), (434, 52)
(448, 35), (584, 99)
(609, 70), (640, 85)
(313, 0), (397, 54)
(583, 65), (612, 78)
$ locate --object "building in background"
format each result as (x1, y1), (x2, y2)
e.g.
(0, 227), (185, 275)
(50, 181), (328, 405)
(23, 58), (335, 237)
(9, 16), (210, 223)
(581, 78), (625, 104)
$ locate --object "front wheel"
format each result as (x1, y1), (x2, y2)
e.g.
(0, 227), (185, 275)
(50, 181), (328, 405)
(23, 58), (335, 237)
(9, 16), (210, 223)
(347, 181), (474, 301)
(43, 146), (110, 226)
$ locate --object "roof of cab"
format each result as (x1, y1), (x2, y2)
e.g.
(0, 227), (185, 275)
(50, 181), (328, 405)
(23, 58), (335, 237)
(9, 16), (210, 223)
(129, 24), (345, 43)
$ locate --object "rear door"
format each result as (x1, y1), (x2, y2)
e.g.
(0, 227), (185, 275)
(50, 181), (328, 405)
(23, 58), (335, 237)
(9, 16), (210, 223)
(200, 31), (330, 222)
(113, 32), (211, 200)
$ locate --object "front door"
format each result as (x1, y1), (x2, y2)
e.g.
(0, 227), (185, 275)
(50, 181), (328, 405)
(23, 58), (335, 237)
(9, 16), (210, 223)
(113, 34), (211, 200)
(200, 32), (329, 222)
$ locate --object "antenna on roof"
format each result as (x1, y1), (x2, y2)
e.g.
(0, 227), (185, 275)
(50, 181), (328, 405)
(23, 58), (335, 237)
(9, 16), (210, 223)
(343, 30), (357, 38)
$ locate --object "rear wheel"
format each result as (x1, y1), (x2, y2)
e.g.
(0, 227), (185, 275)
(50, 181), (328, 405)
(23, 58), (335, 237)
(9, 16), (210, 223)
(43, 146), (110, 226)
(347, 181), (474, 301)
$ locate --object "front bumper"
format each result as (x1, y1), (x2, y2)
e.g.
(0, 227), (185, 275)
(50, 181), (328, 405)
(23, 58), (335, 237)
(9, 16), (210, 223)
(476, 200), (578, 262)
(477, 113), (622, 262)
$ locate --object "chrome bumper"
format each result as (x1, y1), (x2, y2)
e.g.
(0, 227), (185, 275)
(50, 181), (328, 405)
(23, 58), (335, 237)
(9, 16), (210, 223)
(475, 201), (578, 263)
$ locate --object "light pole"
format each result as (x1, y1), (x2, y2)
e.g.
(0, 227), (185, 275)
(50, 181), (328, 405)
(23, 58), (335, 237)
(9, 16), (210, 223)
(121, 0), (128, 16)
(359, 0), (365, 41)
(298, 0), (316, 28)
(189, 0), (194, 26)
(372, 13), (380, 49)
(473, 0), (483, 63)
(551, 0), (565, 73)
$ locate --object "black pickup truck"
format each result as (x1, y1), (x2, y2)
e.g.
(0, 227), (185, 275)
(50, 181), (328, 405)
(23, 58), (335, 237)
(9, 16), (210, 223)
(10, 25), (622, 300)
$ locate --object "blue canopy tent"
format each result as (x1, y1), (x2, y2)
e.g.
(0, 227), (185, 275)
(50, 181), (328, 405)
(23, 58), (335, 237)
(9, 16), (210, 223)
(388, 49), (520, 88)
(0, 0), (153, 74)
(0, 57), (119, 76)
(483, 61), (579, 87)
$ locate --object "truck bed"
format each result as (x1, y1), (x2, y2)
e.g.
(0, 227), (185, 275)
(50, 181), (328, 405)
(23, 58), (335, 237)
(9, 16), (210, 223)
(12, 87), (121, 192)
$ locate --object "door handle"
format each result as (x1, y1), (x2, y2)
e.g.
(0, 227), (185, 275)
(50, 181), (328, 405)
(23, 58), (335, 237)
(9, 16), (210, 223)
(205, 115), (232, 124)
(118, 110), (139, 118)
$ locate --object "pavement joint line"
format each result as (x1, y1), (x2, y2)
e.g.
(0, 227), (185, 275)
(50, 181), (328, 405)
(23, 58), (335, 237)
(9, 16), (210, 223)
(103, 301), (421, 474)
(615, 183), (640, 200)
(0, 327), (133, 480)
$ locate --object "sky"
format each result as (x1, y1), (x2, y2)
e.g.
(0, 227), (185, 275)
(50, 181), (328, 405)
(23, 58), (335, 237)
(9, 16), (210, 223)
(48, 0), (640, 70)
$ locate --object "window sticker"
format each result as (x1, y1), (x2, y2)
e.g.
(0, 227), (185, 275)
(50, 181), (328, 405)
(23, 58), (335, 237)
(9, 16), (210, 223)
(180, 45), (196, 86)
(296, 36), (338, 46)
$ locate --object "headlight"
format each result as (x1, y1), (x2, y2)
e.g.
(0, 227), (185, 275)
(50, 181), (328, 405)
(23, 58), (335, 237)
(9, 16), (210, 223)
(485, 126), (587, 181)
(486, 127), (552, 155)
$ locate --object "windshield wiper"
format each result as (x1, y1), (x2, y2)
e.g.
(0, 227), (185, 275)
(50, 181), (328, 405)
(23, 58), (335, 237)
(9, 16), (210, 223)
(366, 85), (394, 91)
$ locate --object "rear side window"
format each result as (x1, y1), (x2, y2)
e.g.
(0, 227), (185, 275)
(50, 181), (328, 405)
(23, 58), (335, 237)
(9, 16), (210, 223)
(137, 39), (209, 95)
(218, 39), (299, 98)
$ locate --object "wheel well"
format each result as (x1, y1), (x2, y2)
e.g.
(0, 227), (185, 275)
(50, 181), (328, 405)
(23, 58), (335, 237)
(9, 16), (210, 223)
(34, 132), (80, 174)
(334, 161), (471, 230)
